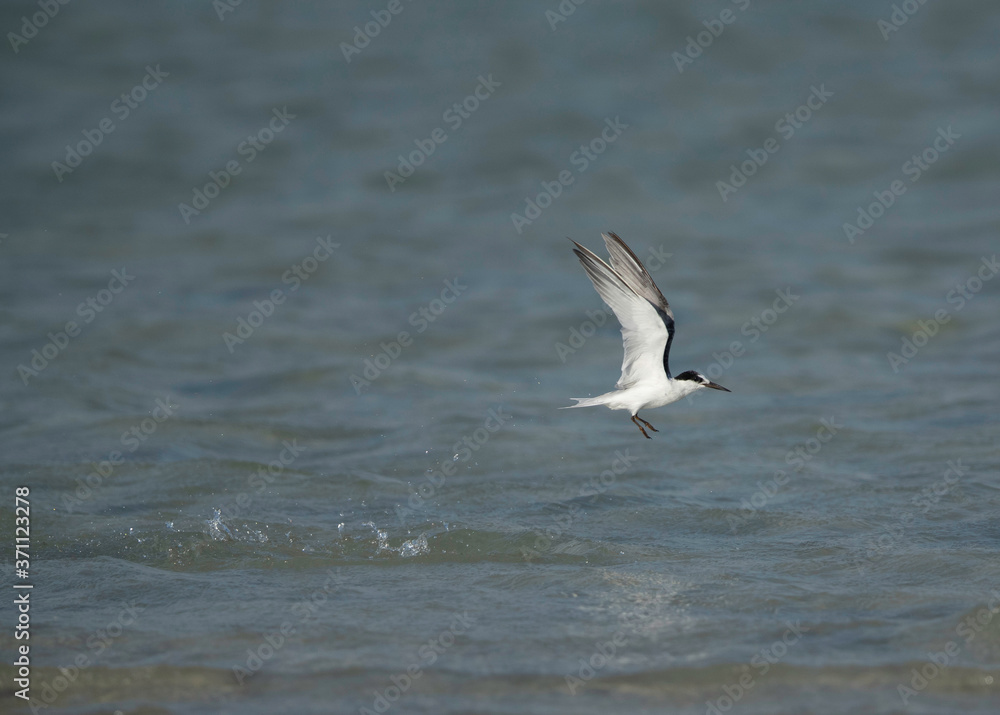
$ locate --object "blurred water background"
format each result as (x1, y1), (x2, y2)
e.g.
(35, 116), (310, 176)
(1, 1), (999, 713)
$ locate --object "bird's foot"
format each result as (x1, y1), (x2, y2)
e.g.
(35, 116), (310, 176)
(631, 415), (653, 439)
(637, 416), (658, 433)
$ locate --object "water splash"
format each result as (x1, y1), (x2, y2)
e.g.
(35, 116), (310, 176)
(399, 533), (429, 558)
(362, 520), (390, 554)
(362, 520), (429, 557)
(206, 508), (235, 541)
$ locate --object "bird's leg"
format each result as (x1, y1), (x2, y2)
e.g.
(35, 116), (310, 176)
(636, 415), (659, 433)
(631, 414), (651, 439)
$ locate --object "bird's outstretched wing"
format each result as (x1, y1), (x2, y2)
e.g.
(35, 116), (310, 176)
(570, 235), (675, 388)
(600, 232), (672, 316)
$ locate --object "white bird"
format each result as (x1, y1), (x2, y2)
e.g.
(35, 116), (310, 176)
(563, 232), (730, 439)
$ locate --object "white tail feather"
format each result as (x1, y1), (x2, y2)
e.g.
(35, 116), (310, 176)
(561, 394), (614, 409)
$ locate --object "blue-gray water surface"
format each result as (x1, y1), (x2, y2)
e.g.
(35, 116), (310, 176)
(1, 1), (999, 714)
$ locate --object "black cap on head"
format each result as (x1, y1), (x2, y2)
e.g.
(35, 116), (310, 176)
(675, 370), (729, 392)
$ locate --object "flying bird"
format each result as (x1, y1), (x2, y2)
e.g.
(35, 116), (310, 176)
(563, 232), (730, 438)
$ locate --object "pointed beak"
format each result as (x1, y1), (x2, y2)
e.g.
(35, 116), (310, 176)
(705, 381), (730, 392)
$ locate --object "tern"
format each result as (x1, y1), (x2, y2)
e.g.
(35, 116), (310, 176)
(563, 232), (730, 438)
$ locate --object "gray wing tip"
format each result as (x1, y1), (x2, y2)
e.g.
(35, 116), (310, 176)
(600, 231), (673, 314)
(601, 230), (642, 266)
